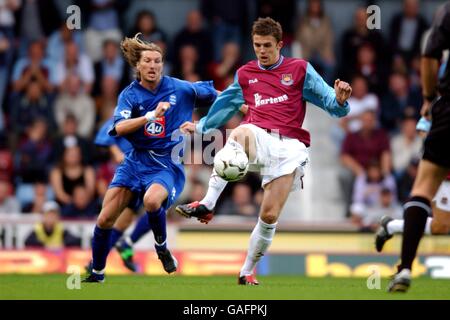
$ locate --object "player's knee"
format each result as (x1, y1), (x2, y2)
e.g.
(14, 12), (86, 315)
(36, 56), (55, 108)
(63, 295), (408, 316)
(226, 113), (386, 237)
(97, 213), (116, 229)
(143, 195), (162, 213)
(260, 209), (279, 224)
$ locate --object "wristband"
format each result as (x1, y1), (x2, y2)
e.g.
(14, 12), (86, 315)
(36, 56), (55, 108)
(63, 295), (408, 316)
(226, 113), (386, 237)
(145, 111), (156, 122)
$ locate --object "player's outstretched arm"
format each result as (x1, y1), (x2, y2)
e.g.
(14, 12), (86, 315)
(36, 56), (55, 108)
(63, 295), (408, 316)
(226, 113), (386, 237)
(302, 63), (351, 118)
(194, 74), (245, 134)
(114, 102), (170, 136)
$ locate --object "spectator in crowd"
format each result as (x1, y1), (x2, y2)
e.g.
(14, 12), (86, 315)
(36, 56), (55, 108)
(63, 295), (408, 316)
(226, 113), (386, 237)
(0, 29), (12, 118)
(11, 40), (53, 95)
(61, 184), (99, 218)
(349, 43), (388, 95)
(389, 0), (428, 68)
(54, 74), (96, 138)
(340, 110), (391, 215)
(10, 78), (54, 139)
(172, 10), (213, 71)
(334, 75), (378, 148)
(207, 42), (242, 91)
(217, 183), (258, 217)
(295, 0), (335, 84)
(49, 145), (96, 209)
(46, 22), (85, 64)
(0, 179), (20, 214)
(172, 44), (205, 80)
(15, 118), (53, 184)
(93, 39), (126, 97)
(200, 0), (248, 61)
(390, 114), (423, 178)
(0, 136), (13, 182)
(352, 186), (402, 232)
(380, 72), (422, 132)
(21, 181), (52, 213)
(257, 0), (297, 47)
(339, 7), (386, 79)
(75, 0), (127, 63)
(54, 41), (95, 94)
(129, 10), (167, 45)
(52, 114), (94, 165)
(14, 0), (61, 57)
(25, 200), (81, 249)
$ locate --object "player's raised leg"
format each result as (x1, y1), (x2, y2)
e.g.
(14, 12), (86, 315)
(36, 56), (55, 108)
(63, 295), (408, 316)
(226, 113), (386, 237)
(83, 187), (134, 282)
(176, 126), (256, 223)
(239, 172), (295, 285)
(143, 183), (177, 273)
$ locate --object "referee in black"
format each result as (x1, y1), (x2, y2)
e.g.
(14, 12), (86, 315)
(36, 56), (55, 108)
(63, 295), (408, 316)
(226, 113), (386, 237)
(388, 1), (450, 293)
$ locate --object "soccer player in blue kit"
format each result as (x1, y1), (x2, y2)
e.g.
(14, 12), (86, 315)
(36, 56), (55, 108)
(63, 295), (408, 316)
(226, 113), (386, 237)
(83, 34), (217, 283)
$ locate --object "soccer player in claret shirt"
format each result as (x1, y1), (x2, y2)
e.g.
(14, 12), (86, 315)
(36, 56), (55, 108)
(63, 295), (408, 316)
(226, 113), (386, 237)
(83, 34), (218, 283)
(176, 17), (352, 285)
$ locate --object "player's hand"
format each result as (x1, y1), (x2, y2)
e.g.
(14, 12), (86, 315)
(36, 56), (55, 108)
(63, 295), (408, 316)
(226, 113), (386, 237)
(180, 121), (196, 134)
(420, 100), (432, 120)
(334, 79), (352, 105)
(239, 104), (249, 115)
(155, 102), (170, 118)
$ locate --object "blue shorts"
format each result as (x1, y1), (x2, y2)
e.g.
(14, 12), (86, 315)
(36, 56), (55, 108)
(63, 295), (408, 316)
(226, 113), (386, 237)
(109, 149), (185, 211)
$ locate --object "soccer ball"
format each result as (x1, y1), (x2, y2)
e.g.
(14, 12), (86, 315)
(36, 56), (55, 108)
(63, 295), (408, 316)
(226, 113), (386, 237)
(213, 147), (249, 182)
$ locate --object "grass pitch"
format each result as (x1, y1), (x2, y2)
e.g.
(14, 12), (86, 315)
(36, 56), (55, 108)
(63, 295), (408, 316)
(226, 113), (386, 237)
(1, 275), (449, 300)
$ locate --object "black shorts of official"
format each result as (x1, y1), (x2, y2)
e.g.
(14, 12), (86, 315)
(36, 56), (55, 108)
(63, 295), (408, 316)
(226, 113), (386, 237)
(423, 95), (450, 168)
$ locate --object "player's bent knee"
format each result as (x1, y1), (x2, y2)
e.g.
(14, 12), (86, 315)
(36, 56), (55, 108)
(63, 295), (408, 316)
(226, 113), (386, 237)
(97, 212), (117, 229)
(260, 211), (278, 224)
(431, 223), (450, 235)
(143, 197), (162, 213)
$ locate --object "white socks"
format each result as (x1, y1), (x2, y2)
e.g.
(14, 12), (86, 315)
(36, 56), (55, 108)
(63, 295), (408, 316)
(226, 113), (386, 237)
(200, 139), (244, 210)
(387, 217), (432, 235)
(240, 218), (277, 277)
(200, 169), (227, 210)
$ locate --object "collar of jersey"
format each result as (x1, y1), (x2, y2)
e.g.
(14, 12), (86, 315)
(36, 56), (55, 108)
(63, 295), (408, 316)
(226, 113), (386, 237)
(136, 76), (165, 94)
(257, 55), (284, 71)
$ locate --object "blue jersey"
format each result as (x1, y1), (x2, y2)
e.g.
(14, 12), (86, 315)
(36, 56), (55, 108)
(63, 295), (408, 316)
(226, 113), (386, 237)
(110, 77), (217, 153)
(95, 118), (133, 155)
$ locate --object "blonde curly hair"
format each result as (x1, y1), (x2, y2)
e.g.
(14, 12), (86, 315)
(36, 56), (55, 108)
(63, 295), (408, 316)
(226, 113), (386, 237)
(120, 33), (163, 79)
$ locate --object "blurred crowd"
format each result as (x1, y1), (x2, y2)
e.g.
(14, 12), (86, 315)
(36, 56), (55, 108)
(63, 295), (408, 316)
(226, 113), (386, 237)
(0, 0), (445, 233)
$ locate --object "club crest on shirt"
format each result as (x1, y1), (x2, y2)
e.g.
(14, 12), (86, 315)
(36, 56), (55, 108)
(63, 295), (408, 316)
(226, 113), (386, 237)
(144, 116), (166, 137)
(441, 197), (448, 205)
(169, 94), (177, 105)
(281, 74), (293, 86)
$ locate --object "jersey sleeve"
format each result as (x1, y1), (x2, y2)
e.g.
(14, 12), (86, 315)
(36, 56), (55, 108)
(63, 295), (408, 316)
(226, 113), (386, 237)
(422, 4), (450, 59)
(95, 119), (115, 146)
(109, 89), (136, 136)
(302, 62), (350, 118)
(191, 80), (218, 108)
(196, 73), (245, 133)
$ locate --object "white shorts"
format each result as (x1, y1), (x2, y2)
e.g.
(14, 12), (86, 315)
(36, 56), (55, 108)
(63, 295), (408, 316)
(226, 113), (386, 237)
(238, 124), (309, 191)
(433, 180), (450, 212)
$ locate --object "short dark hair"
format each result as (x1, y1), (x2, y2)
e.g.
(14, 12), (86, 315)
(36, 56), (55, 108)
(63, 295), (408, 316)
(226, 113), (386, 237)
(251, 17), (283, 42)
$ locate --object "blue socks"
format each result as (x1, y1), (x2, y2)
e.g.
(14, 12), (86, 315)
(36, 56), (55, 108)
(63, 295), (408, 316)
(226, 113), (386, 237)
(110, 228), (123, 247)
(147, 207), (167, 252)
(92, 225), (112, 272)
(130, 214), (152, 243)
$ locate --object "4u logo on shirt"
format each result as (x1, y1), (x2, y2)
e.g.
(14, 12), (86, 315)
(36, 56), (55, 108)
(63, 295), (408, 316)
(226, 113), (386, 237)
(145, 116), (166, 138)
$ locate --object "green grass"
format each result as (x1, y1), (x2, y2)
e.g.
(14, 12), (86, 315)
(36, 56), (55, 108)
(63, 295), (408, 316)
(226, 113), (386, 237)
(1, 275), (449, 300)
